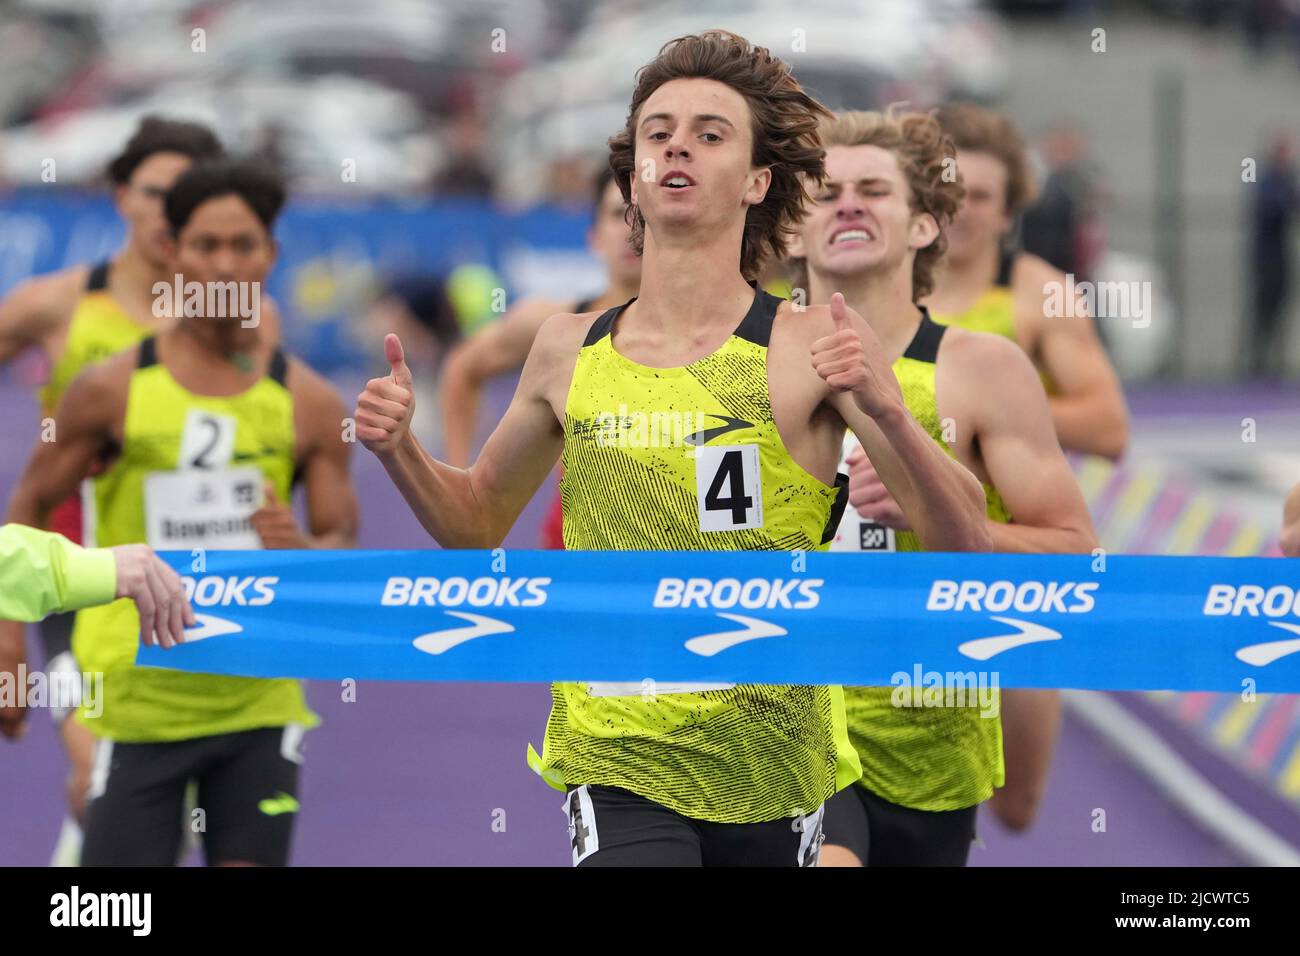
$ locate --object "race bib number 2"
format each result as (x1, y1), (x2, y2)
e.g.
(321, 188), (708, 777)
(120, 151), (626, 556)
(695, 444), (762, 533)
(179, 409), (237, 470)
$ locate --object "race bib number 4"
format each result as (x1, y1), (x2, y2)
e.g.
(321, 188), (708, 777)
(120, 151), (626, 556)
(695, 444), (763, 533)
(144, 467), (265, 550)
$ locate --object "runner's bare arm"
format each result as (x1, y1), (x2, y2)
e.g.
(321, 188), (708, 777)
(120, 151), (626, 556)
(358, 313), (580, 547)
(1281, 483), (1300, 558)
(0, 270), (82, 365)
(0, 357), (126, 731)
(1018, 256), (1128, 460)
(950, 332), (1097, 554)
(438, 298), (566, 467)
(4, 357), (127, 530)
(808, 296), (990, 553)
(281, 362), (358, 549)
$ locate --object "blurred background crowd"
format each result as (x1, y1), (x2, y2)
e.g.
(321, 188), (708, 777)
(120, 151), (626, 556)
(1, 0), (1298, 866)
(0, 0), (1296, 382)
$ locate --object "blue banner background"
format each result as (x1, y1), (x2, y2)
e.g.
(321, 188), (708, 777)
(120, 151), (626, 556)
(134, 549), (1300, 692)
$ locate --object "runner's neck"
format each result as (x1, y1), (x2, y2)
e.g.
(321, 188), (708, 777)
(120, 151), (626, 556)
(811, 264), (921, 363)
(632, 225), (753, 341)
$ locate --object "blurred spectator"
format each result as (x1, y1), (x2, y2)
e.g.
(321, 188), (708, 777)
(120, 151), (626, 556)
(1243, 0), (1287, 58)
(1245, 133), (1298, 379)
(1020, 122), (1102, 281)
(547, 155), (602, 209)
(432, 95), (493, 197)
(364, 273), (463, 448)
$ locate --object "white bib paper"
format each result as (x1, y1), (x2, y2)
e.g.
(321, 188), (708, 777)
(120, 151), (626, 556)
(144, 467), (265, 550)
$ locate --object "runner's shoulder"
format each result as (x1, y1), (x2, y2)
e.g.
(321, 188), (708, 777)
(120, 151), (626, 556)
(1, 265), (89, 327)
(1011, 251), (1063, 289)
(533, 308), (602, 359)
(56, 345), (136, 416)
(284, 355), (345, 411)
(939, 324), (1044, 404)
(774, 299), (838, 342)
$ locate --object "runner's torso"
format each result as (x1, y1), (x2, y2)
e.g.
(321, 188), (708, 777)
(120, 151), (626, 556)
(832, 308), (1009, 811)
(531, 287), (859, 823)
(73, 336), (317, 742)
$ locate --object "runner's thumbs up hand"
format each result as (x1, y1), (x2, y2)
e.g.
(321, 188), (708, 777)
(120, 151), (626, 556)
(356, 333), (417, 457)
(810, 293), (902, 420)
(251, 480), (309, 550)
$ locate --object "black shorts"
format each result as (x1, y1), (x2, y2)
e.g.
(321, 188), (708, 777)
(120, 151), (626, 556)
(822, 783), (977, 866)
(82, 725), (306, 867)
(38, 611), (75, 663)
(564, 784), (825, 867)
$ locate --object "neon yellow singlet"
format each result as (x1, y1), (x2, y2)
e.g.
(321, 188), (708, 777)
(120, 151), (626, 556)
(72, 337), (317, 742)
(929, 249), (1017, 343)
(529, 288), (861, 824)
(39, 261), (154, 416)
(834, 309), (1008, 811)
(931, 249), (1055, 394)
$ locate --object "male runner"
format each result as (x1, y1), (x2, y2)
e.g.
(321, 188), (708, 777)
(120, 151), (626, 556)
(439, 168), (641, 547)
(1282, 483), (1300, 557)
(788, 109), (1096, 866)
(0, 115), (231, 861)
(925, 103), (1129, 831)
(3, 158), (357, 865)
(356, 31), (990, 867)
(925, 103), (1128, 462)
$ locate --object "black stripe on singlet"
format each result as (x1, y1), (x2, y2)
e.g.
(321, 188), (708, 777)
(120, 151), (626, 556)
(582, 303), (621, 346)
(138, 335), (158, 368)
(581, 286), (781, 349)
(86, 260), (110, 292)
(268, 348), (288, 386)
(821, 471), (850, 545)
(901, 306), (947, 365)
(995, 247), (1016, 288)
(138, 335), (290, 388)
(821, 307), (948, 543)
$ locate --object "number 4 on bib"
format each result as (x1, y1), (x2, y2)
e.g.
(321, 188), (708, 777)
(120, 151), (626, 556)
(695, 444), (763, 532)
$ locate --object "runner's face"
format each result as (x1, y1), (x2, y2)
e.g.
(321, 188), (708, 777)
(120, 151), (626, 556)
(629, 78), (768, 248)
(117, 152), (194, 269)
(588, 178), (641, 286)
(946, 150), (1012, 265)
(171, 194), (277, 322)
(798, 145), (926, 286)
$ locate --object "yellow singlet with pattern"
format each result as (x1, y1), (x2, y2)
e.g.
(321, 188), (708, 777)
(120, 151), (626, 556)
(527, 287), (861, 824)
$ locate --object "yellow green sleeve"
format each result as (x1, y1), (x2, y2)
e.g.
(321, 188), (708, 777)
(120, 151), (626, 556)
(0, 524), (116, 621)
